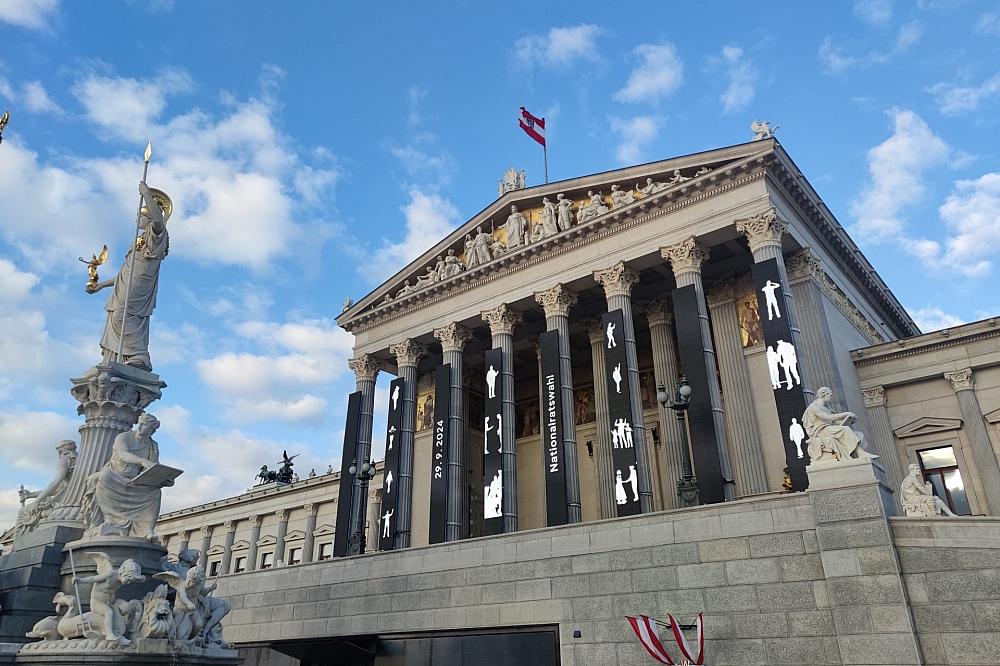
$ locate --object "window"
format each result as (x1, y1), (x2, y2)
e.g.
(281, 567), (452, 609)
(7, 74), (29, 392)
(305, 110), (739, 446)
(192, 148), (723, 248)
(233, 556), (246, 573)
(918, 446), (972, 515)
(288, 547), (302, 565)
(260, 552), (274, 569)
(209, 560), (221, 577)
(319, 542), (333, 561)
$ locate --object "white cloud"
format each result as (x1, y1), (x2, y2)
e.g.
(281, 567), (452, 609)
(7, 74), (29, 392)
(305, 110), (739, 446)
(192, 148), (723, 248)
(407, 85), (428, 127)
(73, 69), (194, 143)
(929, 72), (1000, 115)
(0, 487), (22, 534)
(713, 45), (756, 114)
(819, 21), (922, 73)
(934, 173), (1000, 277)
(0, 409), (78, 472)
(22, 80), (62, 114)
(364, 188), (459, 282)
(610, 115), (660, 164)
(614, 43), (683, 104)
(976, 12), (1000, 35)
(855, 0), (892, 24)
(0, 258), (38, 302)
(388, 132), (454, 187)
(0, 0), (58, 29)
(908, 307), (965, 332)
(513, 24), (603, 70)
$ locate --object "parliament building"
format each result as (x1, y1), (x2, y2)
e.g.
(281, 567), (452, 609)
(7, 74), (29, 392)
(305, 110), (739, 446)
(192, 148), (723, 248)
(126, 138), (1000, 664)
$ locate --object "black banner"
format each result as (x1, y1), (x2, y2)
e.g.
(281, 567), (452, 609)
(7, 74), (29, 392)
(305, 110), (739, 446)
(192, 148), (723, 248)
(482, 348), (504, 536)
(539, 330), (569, 526)
(428, 364), (451, 544)
(333, 391), (362, 557)
(752, 259), (810, 490)
(601, 310), (641, 517)
(378, 377), (405, 551)
(672, 285), (726, 504)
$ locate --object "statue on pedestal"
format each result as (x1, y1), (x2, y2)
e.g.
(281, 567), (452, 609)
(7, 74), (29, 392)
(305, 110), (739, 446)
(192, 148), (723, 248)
(900, 464), (958, 517)
(504, 205), (528, 249)
(803, 387), (871, 464)
(13, 440), (77, 540)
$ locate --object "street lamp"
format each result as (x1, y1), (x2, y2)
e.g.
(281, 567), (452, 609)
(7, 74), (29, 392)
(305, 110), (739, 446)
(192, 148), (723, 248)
(658, 376), (700, 507)
(347, 460), (377, 555)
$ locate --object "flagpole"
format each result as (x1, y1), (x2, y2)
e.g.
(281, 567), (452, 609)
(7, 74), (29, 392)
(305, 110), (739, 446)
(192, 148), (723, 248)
(543, 143), (548, 184)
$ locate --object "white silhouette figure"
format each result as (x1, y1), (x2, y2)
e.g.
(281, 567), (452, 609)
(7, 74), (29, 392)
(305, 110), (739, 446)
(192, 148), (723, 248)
(486, 364), (499, 398)
(612, 418), (634, 449)
(484, 416), (493, 454)
(615, 469), (627, 505)
(484, 470), (503, 518)
(761, 280), (781, 320)
(625, 465), (639, 501)
(612, 363), (623, 393)
(385, 470), (394, 494)
(606, 321), (617, 348)
(496, 414), (503, 452)
(387, 425), (396, 451)
(382, 508), (394, 538)
(789, 418), (806, 458)
(776, 339), (800, 389)
(766, 345), (781, 389)
(391, 385), (400, 410)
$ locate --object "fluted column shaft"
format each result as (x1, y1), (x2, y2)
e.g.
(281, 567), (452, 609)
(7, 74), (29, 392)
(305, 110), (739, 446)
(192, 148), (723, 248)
(199, 526), (213, 566)
(482, 304), (521, 533)
(274, 510), (288, 563)
(391, 339), (425, 549)
(662, 239), (736, 501)
(946, 369), (1000, 514)
(247, 518), (261, 571)
(587, 323), (616, 519)
(536, 285), (583, 523)
(303, 504), (318, 563)
(787, 253), (846, 405)
(435, 323), (473, 541)
(221, 522), (237, 574)
(706, 284), (769, 496)
(642, 301), (687, 509)
(593, 263), (653, 513)
(178, 531), (190, 553)
(348, 353), (380, 555)
(861, 387), (904, 504)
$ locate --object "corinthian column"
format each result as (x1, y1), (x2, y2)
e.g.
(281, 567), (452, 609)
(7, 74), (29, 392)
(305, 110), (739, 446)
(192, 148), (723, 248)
(535, 283), (583, 523)
(221, 520), (236, 574)
(246, 516), (261, 571)
(861, 386), (904, 503)
(481, 303), (522, 533)
(593, 262), (653, 513)
(433, 322), (474, 541)
(347, 353), (382, 555)
(945, 368), (1000, 514)
(705, 278), (769, 497)
(389, 338), (426, 548)
(274, 509), (288, 563)
(198, 525), (214, 566)
(661, 237), (736, 501)
(584, 319), (616, 519)
(736, 208), (812, 399)
(303, 503), (318, 563)
(786, 250), (845, 402)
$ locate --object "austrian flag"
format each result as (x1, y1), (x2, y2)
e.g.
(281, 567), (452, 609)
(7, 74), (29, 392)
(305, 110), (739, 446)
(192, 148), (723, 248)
(518, 106), (546, 147)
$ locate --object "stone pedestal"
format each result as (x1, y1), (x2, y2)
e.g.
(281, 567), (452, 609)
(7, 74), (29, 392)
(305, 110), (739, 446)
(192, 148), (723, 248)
(58, 536), (167, 603)
(14, 639), (240, 664)
(806, 456), (896, 516)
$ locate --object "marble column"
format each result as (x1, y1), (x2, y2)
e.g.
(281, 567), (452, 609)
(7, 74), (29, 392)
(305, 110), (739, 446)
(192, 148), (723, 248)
(786, 250), (846, 403)
(178, 530), (190, 553)
(433, 322), (474, 541)
(661, 237), (736, 501)
(198, 525), (213, 566)
(481, 303), (522, 532)
(593, 262), (653, 513)
(390, 338), (426, 548)
(347, 353), (382, 555)
(303, 503), (318, 563)
(221, 521), (236, 575)
(705, 279), (769, 497)
(246, 515), (261, 571)
(584, 320), (616, 519)
(638, 296), (688, 509)
(535, 283), (583, 523)
(861, 386), (905, 501)
(945, 368), (1000, 514)
(736, 209), (813, 399)
(274, 509), (288, 564)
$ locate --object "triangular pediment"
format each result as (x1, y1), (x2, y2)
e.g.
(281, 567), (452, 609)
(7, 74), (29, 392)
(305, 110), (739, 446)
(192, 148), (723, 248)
(338, 140), (775, 329)
(206, 544), (225, 556)
(231, 540), (249, 551)
(894, 416), (963, 439)
(284, 529), (306, 542)
(256, 534), (277, 547)
(312, 523), (335, 537)
(985, 407), (1000, 424)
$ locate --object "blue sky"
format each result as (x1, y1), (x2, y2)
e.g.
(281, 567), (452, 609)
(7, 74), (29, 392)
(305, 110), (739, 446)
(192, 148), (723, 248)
(1, 0), (998, 526)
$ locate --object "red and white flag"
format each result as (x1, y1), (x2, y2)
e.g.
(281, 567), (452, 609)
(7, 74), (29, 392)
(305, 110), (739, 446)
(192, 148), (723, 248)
(518, 106), (546, 147)
(627, 615), (674, 664)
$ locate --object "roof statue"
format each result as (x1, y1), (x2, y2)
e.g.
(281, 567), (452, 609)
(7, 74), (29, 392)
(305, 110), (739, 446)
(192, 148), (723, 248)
(498, 167), (526, 197)
(751, 119), (777, 141)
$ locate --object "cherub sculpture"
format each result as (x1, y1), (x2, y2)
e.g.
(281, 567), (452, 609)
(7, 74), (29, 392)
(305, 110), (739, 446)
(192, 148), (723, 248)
(70, 553), (146, 645)
(159, 549), (232, 647)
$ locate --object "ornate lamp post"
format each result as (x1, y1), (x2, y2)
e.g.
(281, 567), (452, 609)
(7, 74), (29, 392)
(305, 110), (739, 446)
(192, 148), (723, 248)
(658, 377), (700, 507)
(347, 460), (377, 555)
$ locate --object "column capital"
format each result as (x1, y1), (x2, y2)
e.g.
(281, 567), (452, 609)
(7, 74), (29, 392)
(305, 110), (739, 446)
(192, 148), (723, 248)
(945, 367), (975, 392)
(199, 525), (213, 537)
(786, 248), (825, 282)
(275, 508), (289, 521)
(593, 261), (639, 299)
(861, 386), (886, 408)
(481, 303), (522, 336)
(390, 338), (426, 368)
(224, 520), (236, 532)
(433, 322), (474, 353)
(348, 353), (383, 383)
(304, 502), (319, 516)
(705, 276), (736, 308)
(582, 318), (605, 345)
(534, 283), (578, 318)
(638, 295), (673, 327)
(735, 208), (788, 255)
(660, 237), (710, 279)
(248, 514), (262, 527)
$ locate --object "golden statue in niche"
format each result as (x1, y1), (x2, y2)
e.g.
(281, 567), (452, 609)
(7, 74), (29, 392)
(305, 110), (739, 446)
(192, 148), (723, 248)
(737, 290), (764, 348)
